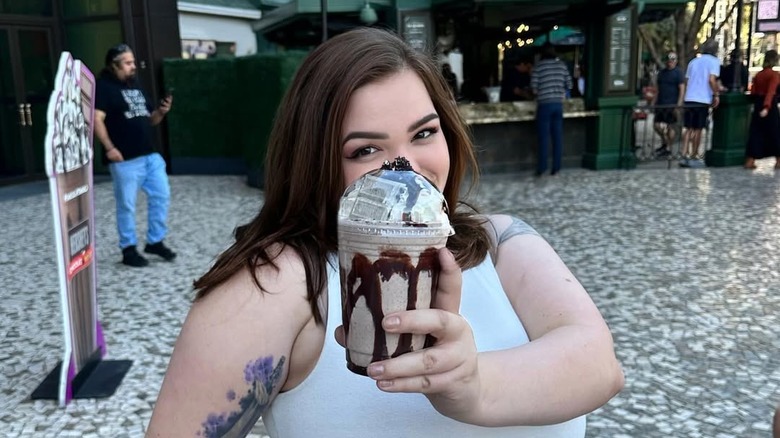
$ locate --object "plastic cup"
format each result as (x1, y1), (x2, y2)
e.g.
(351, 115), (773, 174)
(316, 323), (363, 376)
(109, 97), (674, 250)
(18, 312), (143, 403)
(337, 158), (452, 375)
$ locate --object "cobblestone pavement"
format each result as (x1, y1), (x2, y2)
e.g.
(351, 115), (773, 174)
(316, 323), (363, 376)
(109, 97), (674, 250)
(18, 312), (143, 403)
(1, 160), (779, 437)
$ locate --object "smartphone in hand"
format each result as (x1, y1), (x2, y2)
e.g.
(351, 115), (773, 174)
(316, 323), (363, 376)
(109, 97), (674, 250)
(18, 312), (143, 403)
(161, 88), (173, 106)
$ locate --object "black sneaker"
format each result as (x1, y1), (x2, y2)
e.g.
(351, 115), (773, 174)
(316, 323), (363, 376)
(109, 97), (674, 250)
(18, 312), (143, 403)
(122, 246), (149, 267)
(655, 145), (670, 157)
(144, 241), (177, 261)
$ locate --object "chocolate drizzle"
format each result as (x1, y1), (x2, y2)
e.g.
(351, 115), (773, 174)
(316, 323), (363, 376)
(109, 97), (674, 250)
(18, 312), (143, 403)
(340, 247), (440, 375)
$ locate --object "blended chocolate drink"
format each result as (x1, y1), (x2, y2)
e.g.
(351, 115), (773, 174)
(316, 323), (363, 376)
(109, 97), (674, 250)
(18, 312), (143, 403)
(338, 157), (453, 375)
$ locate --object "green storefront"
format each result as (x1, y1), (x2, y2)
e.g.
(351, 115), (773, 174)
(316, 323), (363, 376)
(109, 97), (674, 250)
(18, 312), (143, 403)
(1, 0), (747, 187)
(0, 0), (180, 185)
(250, 0), (700, 172)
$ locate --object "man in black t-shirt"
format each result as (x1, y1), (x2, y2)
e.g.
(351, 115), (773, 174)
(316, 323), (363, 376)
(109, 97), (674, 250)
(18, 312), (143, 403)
(500, 57), (533, 102)
(720, 49), (749, 93)
(95, 44), (176, 267)
(652, 52), (685, 156)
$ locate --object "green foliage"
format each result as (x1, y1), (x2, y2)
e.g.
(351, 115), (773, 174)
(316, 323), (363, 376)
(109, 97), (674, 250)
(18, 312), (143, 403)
(162, 51), (308, 178)
(163, 58), (241, 158)
(234, 51), (308, 169)
(639, 0), (750, 70)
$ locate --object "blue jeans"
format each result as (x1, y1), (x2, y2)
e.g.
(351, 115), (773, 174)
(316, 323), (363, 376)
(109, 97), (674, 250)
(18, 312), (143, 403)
(536, 102), (564, 175)
(108, 153), (170, 249)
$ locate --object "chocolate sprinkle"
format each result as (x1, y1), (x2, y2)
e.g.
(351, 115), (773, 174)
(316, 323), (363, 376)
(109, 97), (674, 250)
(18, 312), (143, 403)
(380, 157), (413, 171)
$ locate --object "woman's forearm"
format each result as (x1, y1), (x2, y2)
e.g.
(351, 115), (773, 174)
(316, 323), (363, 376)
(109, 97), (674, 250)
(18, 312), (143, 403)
(469, 324), (624, 427)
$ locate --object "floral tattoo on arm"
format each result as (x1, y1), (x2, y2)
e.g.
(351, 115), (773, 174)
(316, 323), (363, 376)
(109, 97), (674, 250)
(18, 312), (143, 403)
(197, 355), (286, 438)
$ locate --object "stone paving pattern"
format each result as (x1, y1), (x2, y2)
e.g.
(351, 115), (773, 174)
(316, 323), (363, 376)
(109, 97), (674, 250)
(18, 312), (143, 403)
(1, 161), (779, 437)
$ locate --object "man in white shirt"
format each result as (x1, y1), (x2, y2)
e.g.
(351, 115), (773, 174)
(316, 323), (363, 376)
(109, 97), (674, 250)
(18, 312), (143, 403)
(680, 41), (720, 167)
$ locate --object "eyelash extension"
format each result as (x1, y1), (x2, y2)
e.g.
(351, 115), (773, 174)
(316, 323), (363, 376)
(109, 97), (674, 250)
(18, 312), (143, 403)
(346, 126), (439, 159)
(347, 145), (379, 159)
(415, 127), (439, 139)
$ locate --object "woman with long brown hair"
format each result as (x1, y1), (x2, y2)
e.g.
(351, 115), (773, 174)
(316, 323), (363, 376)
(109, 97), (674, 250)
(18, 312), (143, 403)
(147, 27), (623, 437)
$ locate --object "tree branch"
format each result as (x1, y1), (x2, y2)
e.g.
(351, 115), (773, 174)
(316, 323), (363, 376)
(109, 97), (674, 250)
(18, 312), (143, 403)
(685, 0), (707, 47)
(638, 26), (664, 68)
(699, 0), (719, 28)
(694, 0), (737, 46)
(710, 1), (739, 41)
(675, 9), (686, 65)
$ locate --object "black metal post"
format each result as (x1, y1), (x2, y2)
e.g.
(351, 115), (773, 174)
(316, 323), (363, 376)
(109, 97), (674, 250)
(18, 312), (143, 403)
(733, 0), (744, 91)
(747, 1), (754, 71)
(321, 0), (328, 42)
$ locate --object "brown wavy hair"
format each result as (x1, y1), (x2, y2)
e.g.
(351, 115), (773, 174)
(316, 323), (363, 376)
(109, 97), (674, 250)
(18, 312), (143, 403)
(194, 27), (490, 323)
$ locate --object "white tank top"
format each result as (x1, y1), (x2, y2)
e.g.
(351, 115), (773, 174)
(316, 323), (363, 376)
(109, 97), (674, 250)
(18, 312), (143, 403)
(263, 254), (586, 437)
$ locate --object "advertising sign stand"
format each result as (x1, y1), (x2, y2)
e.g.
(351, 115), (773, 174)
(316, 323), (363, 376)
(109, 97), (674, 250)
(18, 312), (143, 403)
(31, 52), (131, 406)
(31, 353), (132, 401)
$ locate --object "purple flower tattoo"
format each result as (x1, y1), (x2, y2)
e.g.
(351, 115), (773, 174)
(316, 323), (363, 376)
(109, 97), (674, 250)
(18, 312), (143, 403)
(198, 355), (285, 438)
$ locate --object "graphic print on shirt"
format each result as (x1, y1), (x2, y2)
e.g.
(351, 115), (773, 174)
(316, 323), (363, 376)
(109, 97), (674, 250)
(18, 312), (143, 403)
(121, 89), (150, 119)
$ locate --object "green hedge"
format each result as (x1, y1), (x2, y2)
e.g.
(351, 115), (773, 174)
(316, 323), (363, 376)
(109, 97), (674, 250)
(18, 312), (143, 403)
(162, 52), (308, 184)
(235, 51), (308, 187)
(162, 58), (240, 159)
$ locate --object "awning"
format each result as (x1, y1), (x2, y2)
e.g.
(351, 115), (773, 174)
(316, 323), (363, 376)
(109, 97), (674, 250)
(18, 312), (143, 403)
(252, 0), (390, 34)
(178, 0), (262, 18)
(478, 0), (631, 30)
(532, 25), (585, 46)
(251, 0), (298, 33)
(637, 0), (686, 24)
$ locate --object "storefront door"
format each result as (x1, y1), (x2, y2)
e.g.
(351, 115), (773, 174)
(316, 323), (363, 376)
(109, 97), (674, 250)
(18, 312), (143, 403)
(0, 26), (55, 183)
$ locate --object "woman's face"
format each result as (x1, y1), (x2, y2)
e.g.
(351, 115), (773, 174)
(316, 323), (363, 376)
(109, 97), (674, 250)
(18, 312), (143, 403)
(340, 69), (450, 191)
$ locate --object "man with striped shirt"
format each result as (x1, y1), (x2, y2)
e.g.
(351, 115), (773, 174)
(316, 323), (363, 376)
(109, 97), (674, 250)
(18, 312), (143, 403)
(531, 43), (572, 176)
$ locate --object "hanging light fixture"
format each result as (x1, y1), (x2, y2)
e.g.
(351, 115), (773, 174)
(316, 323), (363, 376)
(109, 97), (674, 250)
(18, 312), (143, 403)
(360, 2), (378, 25)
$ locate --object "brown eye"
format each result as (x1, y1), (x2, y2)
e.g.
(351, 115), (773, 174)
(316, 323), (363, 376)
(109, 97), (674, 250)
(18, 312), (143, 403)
(348, 145), (379, 159)
(413, 127), (438, 140)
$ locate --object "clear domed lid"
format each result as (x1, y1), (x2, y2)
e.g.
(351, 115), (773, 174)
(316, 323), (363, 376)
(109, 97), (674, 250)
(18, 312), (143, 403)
(338, 157), (452, 233)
